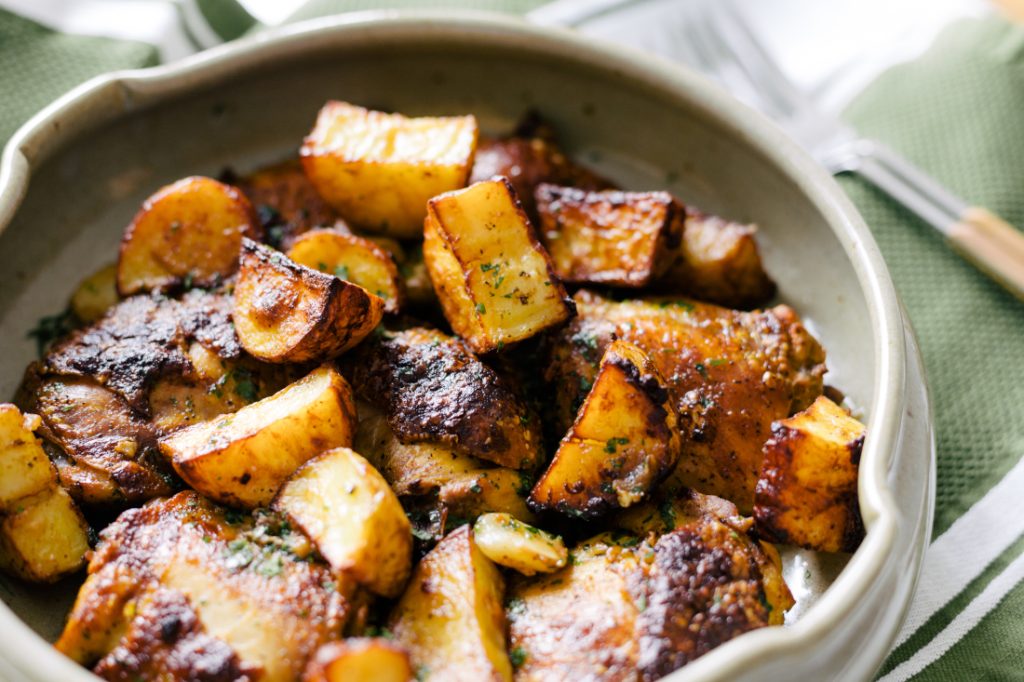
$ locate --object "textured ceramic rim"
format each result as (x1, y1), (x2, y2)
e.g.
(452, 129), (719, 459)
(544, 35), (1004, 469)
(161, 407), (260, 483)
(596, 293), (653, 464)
(0, 11), (909, 682)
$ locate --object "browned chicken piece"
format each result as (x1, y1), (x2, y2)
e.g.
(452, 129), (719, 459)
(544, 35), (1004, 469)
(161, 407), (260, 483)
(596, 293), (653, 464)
(545, 292), (825, 512)
(507, 495), (792, 681)
(470, 119), (612, 221)
(657, 207), (776, 310)
(344, 328), (543, 471)
(57, 491), (355, 682)
(232, 159), (340, 249)
(18, 290), (289, 507)
(754, 396), (866, 553)
(534, 185), (684, 288)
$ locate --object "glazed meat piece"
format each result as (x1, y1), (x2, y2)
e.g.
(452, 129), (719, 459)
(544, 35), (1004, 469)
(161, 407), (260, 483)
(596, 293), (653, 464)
(19, 290), (288, 507)
(545, 291), (825, 512)
(57, 492), (355, 682)
(507, 491), (791, 681)
(344, 327), (543, 471)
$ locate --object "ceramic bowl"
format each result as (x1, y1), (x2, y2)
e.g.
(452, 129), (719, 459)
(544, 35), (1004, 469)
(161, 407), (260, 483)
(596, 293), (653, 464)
(0, 11), (934, 681)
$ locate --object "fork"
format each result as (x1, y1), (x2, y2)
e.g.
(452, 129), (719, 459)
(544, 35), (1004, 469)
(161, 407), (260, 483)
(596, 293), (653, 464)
(539, 0), (1024, 301)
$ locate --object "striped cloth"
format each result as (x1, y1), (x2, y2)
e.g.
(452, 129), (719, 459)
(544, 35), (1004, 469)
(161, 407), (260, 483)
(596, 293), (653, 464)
(1, 1), (1022, 680)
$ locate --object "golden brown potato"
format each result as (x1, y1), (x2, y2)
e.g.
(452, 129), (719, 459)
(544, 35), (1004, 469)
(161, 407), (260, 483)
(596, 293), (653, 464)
(274, 447), (412, 598)
(472, 513), (566, 576)
(117, 176), (260, 295)
(508, 511), (790, 680)
(287, 229), (405, 314)
(354, 409), (534, 528)
(546, 292), (826, 512)
(234, 158), (340, 248)
(304, 638), (413, 682)
(301, 101), (478, 238)
(424, 178), (574, 353)
(754, 396), (865, 553)
(234, 238), (384, 363)
(530, 340), (680, 518)
(535, 185), (683, 287)
(657, 208), (775, 309)
(397, 244), (437, 308)
(160, 365), (357, 509)
(345, 327), (542, 471)
(70, 263), (119, 323)
(388, 525), (511, 682)
(57, 492), (355, 682)
(0, 405), (90, 583)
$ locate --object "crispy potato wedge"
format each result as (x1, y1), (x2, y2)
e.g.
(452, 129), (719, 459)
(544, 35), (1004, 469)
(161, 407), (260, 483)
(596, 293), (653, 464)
(658, 208), (775, 309)
(301, 101), (478, 238)
(0, 404), (89, 582)
(160, 365), (357, 509)
(424, 177), (574, 353)
(234, 158), (339, 248)
(531, 340), (681, 518)
(754, 396), (866, 553)
(117, 176), (260, 295)
(473, 513), (566, 576)
(287, 229), (405, 314)
(535, 185), (683, 287)
(345, 327), (543, 471)
(305, 638), (413, 682)
(70, 263), (119, 323)
(388, 525), (511, 681)
(355, 410), (534, 526)
(234, 238), (384, 363)
(274, 447), (412, 597)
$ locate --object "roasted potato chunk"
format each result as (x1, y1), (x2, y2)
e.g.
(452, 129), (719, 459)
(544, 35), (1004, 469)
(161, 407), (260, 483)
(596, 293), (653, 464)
(389, 525), (511, 681)
(234, 158), (339, 248)
(117, 176), (260, 295)
(287, 229), (405, 313)
(658, 208), (775, 309)
(754, 396), (866, 553)
(274, 447), (412, 597)
(535, 185), (683, 287)
(57, 492), (354, 681)
(508, 511), (789, 680)
(234, 238), (384, 363)
(160, 365), (357, 509)
(424, 177), (574, 353)
(305, 638), (413, 682)
(0, 405), (89, 582)
(473, 513), (566, 576)
(345, 327), (542, 471)
(301, 101), (478, 238)
(355, 410), (534, 526)
(531, 340), (680, 518)
(547, 292), (825, 512)
(70, 263), (119, 323)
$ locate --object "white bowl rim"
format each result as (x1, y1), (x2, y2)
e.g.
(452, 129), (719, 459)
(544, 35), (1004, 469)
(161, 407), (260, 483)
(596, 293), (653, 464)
(0, 10), (909, 682)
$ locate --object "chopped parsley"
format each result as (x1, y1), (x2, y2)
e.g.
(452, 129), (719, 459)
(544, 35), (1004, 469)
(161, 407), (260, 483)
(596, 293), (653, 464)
(604, 437), (629, 454)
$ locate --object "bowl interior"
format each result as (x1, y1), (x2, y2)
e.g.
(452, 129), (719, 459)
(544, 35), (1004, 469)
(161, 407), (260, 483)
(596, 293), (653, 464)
(0, 16), (875, 675)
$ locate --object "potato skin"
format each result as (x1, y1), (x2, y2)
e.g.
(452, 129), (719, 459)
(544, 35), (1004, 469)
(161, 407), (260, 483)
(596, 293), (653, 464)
(754, 396), (866, 553)
(424, 177), (575, 354)
(388, 525), (511, 682)
(301, 101), (478, 238)
(345, 327), (542, 471)
(274, 447), (412, 598)
(117, 176), (260, 295)
(304, 638), (413, 682)
(160, 365), (357, 509)
(535, 185), (683, 287)
(546, 291), (826, 512)
(530, 340), (681, 518)
(234, 238), (384, 363)
(287, 229), (405, 314)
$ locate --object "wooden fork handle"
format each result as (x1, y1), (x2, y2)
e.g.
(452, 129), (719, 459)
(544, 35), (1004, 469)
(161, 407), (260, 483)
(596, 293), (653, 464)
(947, 207), (1024, 301)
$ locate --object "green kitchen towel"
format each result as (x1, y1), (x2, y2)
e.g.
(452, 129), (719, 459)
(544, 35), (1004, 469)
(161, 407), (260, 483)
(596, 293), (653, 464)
(0, 4), (1022, 681)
